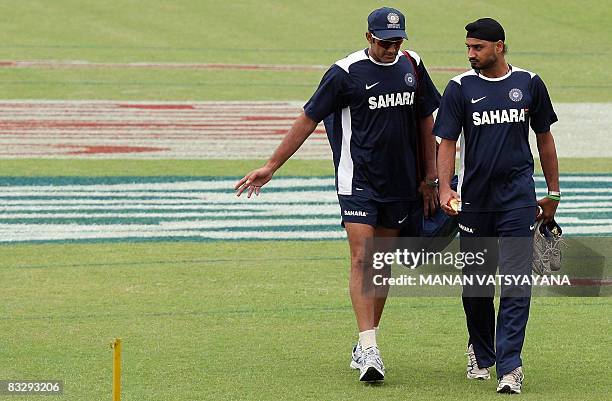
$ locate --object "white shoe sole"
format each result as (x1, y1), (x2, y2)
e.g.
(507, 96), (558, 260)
(467, 372), (491, 380)
(350, 360), (361, 370)
(497, 384), (521, 394)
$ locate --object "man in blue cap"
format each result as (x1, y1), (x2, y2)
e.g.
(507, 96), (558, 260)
(235, 7), (441, 382)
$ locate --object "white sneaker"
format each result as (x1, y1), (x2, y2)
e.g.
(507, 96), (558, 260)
(359, 346), (385, 382)
(350, 342), (363, 370)
(466, 344), (491, 380)
(497, 366), (524, 394)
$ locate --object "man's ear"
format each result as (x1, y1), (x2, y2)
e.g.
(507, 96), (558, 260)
(496, 40), (504, 54)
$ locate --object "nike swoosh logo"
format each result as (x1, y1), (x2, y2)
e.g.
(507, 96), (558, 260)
(398, 214), (410, 224)
(366, 82), (380, 90)
(471, 96), (486, 104)
(530, 224), (536, 230)
(355, 188), (364, 191)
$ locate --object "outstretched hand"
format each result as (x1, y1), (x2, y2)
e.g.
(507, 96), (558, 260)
(234, 166), (274, 198)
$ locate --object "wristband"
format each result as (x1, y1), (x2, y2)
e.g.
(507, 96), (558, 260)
(548, 190), (561, 197)
(546, 194), (561, 201)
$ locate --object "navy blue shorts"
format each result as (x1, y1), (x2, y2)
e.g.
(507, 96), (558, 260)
(338, 195), (422, 232)
(458, 207), (537, 237)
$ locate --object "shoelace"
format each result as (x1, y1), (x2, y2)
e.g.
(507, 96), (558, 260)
(502, 369), (523, 384)
(540, 236), (566, 269)
(544, 235), (566, 256)
(353, 345), (363, 362)
(466, 348), (478, 368)
(363, 347), (383, 365)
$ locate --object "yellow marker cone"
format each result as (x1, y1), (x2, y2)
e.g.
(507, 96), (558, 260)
(111, 338), (121, 401)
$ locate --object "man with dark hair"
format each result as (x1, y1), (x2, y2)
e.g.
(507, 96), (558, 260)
(235, 7), (440, 383)
(434, 17), (560, 394)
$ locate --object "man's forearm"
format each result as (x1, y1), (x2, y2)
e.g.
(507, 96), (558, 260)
(265, 112), (318, 171)
(437, 139), (457, 189)
(536, 131), (560, 192)
(420, 115), (437, 180)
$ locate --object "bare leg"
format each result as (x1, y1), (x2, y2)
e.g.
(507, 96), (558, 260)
(345, 223), (399, 331)
(372, 226), (400, 327)
(346, 223), (376, 331)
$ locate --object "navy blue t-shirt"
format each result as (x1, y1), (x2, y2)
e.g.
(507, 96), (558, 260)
(433, 67), (558, 212)
(304, 49), (441, 201)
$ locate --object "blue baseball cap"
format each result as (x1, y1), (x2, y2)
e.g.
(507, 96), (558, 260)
(367, 7), (407, 40)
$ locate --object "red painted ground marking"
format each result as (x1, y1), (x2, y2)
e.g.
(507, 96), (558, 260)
(0, 125), (326, 132)
(0, 101), (335, 158)
(0, 127), (327, 134)
(0, 126), (327, 133)
(0, 153), (69, 156)
(118, 104), (195, 110)
(0, 60), (328, 72)
(242, 116), (298, 121)
(0, 136), (325, 142)
(0, 121), (300, 129)
(54, 144), (169, 155)
(0, 60), (466, 73)
(568, 278), (612, 286)
(197, 63), (326, 72)
(0, 102), (296, 109)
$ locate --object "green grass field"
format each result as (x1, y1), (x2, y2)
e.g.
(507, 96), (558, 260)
(0, 158), (611, 177)
(0, 1), (610, 400)
(1, 242), (610, 401)
(1, 0), (611, 101)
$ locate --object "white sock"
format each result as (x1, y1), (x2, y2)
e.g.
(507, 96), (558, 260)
(359, 329), (377, 350)
(374, 326), (379, 336)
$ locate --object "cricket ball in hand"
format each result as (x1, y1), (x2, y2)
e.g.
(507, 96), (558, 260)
(448, 199), (460, 212)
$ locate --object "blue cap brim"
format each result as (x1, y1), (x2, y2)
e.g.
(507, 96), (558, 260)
(371, 29), (408, 40)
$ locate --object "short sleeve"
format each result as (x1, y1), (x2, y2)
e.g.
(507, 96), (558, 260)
(416, 60), (441, 117)
(303, 65), (352, 123)
(529, 75), (558, 134)
(433, 80), (464, 140)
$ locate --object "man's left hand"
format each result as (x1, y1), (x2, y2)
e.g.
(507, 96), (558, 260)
(536, 197), (559, 223)
(419, 181), (439, 218)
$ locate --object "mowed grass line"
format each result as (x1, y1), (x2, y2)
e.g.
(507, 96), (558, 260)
(0, 242), (610, 401)
(1, 66), (609, 102)
(0, 158), (611, 177)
